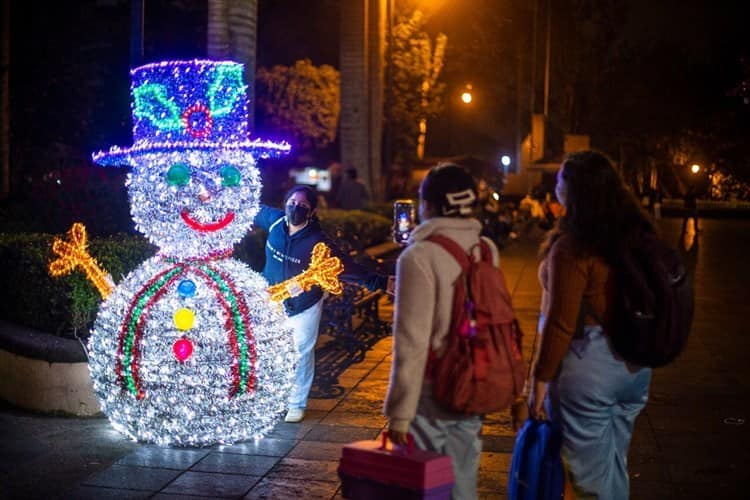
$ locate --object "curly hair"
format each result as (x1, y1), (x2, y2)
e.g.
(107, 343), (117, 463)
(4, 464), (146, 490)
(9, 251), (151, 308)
(540, 151), (654, 261)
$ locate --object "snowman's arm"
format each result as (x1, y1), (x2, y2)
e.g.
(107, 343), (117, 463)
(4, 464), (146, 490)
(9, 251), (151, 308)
(267, 242), (343, 303)
(49, 223), (114, 299)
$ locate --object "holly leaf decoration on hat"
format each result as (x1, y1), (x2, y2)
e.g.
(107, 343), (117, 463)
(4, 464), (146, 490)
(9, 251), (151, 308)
(133, 83), (182, 131)
(208, 64), (246, 117)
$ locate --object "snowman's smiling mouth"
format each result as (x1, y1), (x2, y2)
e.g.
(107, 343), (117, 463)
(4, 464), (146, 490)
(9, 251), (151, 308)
(180, 210), (235, 232)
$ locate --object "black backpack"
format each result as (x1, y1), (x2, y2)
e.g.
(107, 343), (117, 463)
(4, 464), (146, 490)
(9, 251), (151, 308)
(609, 230), (695, 367)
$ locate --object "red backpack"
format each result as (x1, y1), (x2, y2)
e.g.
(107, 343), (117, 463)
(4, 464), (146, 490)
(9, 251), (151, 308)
(427, 235), (526, 415)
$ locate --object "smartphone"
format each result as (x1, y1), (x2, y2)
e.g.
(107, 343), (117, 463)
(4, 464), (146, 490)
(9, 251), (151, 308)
(393, 199), (416, 245)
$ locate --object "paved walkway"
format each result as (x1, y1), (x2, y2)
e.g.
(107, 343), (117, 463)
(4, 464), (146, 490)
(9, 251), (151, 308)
(1, 217), (748, 499)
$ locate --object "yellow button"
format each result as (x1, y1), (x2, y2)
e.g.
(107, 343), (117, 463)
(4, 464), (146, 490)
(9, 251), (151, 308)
(174, 308), (195, 331)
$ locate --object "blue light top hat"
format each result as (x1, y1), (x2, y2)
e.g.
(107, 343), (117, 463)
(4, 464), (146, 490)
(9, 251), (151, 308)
(92, 59), (290, 166)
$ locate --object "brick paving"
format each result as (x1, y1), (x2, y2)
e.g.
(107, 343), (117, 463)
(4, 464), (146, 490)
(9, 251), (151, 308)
(1, 217), (748, 499)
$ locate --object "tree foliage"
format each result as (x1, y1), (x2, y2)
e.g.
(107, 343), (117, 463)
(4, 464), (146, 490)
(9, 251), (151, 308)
(255, 59), (340, 152)
(390, 8), (447, 164)
(538, 0), (750, 195)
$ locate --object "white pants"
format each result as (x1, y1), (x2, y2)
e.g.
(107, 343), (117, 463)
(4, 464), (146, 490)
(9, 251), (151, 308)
(286, 298), (324, 409)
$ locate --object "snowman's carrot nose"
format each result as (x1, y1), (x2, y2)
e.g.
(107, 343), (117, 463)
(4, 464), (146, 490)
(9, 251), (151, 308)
(49, 223), (114, 299)
(197, 184), (212, 203)
(267, 242), (344, 303)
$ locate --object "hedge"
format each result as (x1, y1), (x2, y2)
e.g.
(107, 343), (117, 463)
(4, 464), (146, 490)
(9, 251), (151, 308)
(0, 208), (390, 340)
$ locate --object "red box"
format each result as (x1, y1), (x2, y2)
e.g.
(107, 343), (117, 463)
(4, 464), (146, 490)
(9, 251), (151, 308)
(339, 471), (454, 500)
(338, 433), (454, 499)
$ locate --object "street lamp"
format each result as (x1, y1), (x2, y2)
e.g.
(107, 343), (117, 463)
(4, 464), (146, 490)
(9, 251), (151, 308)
(500, 155), (511, 168)
(461, 84), (473, 104)
(691, 164), (701, 174)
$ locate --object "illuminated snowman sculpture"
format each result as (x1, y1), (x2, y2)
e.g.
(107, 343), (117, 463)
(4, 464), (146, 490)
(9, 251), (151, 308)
(49, 60), (343, 446)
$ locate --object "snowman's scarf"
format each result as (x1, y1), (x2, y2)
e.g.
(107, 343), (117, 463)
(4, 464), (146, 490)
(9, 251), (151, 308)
(116, 260), (257, 400)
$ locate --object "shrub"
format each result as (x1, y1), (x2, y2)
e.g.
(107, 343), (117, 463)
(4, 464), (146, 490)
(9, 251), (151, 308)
(361, 201), (396, 221)
(318, 208), (391, 254)
(0, 232), (155, 338)
(0, 210), (391, 340)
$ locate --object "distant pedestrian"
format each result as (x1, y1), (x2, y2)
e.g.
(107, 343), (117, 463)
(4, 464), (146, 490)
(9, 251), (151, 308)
(653, 189), (663, 220)
(336, 167), (370, 210)
(384, 163), (501, 500)
(528, 151), (653, 499)
(476, 179), (503, 247)
(682, 187), (699, 232)
(326, 161), (343, 208)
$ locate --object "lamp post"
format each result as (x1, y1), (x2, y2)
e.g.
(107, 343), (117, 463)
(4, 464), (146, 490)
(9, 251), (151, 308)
(384, 0), (395, 199)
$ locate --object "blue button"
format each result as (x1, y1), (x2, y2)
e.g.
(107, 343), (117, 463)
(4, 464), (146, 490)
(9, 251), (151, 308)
(177, 279), (196, 298)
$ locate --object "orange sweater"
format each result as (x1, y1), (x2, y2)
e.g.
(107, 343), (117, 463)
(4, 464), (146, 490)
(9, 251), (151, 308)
(534, 234), (615, 381)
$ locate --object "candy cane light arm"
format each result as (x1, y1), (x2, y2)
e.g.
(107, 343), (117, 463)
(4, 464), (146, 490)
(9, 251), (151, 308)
(49, 223), (114, 299)
(267, 242), (344, 303)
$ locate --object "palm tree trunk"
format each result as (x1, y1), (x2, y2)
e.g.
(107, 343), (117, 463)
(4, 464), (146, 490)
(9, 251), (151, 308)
(207, 0), (258, 132)
(1, 0), (10, 200)
(228, 0), (258, 131)
(207, 0), (230, 59)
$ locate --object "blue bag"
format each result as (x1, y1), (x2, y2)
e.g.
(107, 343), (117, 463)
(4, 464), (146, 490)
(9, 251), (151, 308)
(508, 418), (564, 500)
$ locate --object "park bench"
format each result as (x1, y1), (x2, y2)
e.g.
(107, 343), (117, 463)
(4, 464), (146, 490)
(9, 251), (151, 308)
(320, 283), (389, 359)
(319, 240), (399, 357)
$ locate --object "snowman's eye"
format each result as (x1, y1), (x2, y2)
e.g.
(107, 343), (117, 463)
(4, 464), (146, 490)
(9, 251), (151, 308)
(166, 163), (191, 186)
(220, 165), (241, 187)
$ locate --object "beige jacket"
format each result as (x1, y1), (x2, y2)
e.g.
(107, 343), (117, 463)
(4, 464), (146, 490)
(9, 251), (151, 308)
(384, 217), (500, 433)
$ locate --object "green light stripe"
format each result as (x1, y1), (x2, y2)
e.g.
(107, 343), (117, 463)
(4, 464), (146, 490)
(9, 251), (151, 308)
(122, 267), (184, 395)
(199, 266), (249, 393)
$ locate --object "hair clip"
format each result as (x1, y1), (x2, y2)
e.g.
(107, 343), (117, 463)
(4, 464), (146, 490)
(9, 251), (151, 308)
(443, 189), (476, 215)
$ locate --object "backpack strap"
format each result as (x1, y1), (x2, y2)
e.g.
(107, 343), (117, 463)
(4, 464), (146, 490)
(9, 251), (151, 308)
(427, 235), (472, 271)
(428, 235), (495, 267)
(424, 234), (471, 379)
(478, 237), (493, 264)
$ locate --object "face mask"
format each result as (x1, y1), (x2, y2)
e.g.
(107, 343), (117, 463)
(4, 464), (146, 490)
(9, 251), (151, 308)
(286, 205), (310, 226)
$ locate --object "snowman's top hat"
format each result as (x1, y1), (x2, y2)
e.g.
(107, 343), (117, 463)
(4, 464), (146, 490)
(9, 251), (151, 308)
(92, 59), (290, 166)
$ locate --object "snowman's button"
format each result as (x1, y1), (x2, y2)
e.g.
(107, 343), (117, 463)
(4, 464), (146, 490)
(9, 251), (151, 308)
(174, 308), (195, 330)
(177, 279), (196, 298)
(173, 337), (194, 362)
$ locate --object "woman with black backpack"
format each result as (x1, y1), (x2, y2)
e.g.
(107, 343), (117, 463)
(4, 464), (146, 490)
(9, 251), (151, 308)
(528, 151), (655, 499)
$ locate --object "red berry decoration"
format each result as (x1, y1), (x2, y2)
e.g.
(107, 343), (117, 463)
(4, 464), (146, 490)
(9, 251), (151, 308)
(173, 338), (194, 362)
(181, 103), (213, 138)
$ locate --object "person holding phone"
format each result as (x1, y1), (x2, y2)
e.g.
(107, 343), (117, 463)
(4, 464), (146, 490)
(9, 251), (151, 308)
(384, 164), (501, 500)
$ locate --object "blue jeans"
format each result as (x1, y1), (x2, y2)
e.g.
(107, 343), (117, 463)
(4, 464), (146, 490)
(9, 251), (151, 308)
(545, 324), (651, 499)
(286, 298), (324, 410)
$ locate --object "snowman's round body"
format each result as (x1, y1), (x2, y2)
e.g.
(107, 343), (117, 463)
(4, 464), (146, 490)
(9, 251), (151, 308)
(90, 256), (295, 446)
(88, 145), (297, 446)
